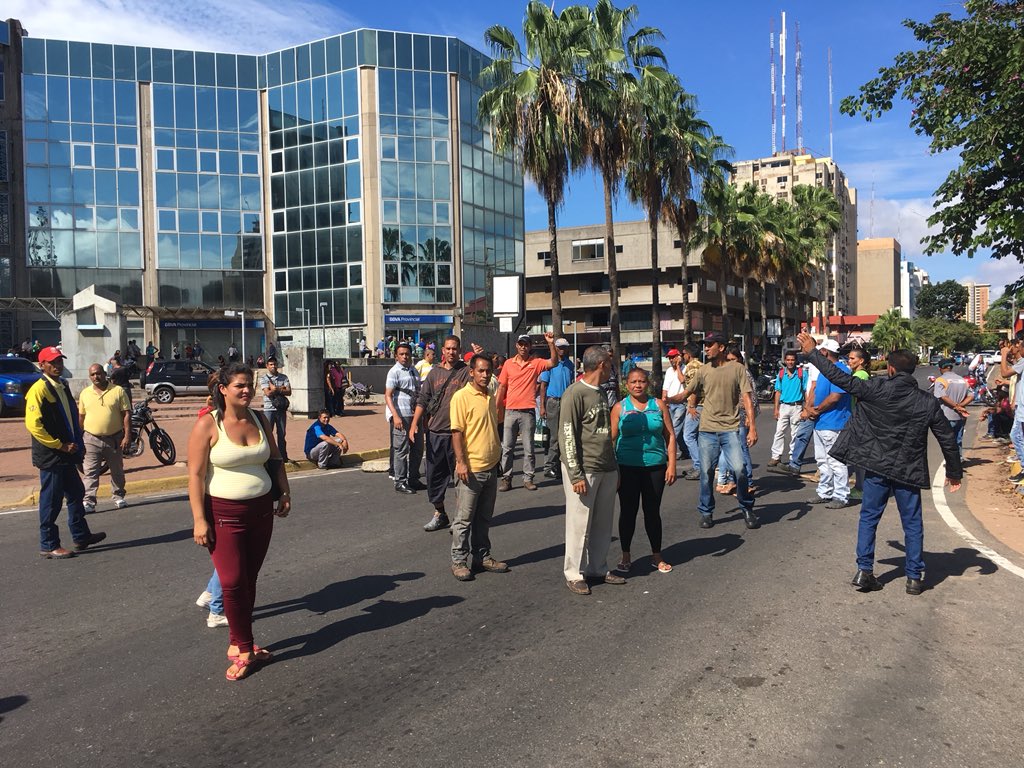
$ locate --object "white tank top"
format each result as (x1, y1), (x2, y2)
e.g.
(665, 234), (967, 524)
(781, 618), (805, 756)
(206, 409), (272, 500)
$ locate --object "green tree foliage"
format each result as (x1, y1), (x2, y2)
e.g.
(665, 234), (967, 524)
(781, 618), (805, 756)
(871, 308), (915, 352)
(910, 316), (982, 352)
(841, 1), (1024, 265)
(915, 279), (970, 322)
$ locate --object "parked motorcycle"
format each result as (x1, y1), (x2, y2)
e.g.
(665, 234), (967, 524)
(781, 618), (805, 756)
(754, 373), (776, 403)
(123, 395), (177, 465)
(964, 373), (996, 407)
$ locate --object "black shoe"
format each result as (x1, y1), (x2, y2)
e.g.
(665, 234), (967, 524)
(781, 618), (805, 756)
(543, 469), (559, 479)
(1011, 471), (1024, 483)
(807, 495), (832, 504)
(851, 569), (883, 591)
(394, 483), (415, 494)
(699, 515), (714, 529)
(408, 481), (427, 491)
(685, 469), (701, 481)
(906, 577), (924, 595)
(743, 510), (761, 529)
(767, 464), (799, 476)
(73, 532), (107, 551)
(423, 513), (450, 532)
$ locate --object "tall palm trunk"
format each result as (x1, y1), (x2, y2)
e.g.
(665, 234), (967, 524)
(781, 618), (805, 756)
(719, 257), (730, 339)
(649, 214), (663, 382)
(547, 198), (563, 332)
(603, 175), (621, 368)
(681, 262), (691, 344)
(758, 279), (769, 351)
(742, 277), (753, 353)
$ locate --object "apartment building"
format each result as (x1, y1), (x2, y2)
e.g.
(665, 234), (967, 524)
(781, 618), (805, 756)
(964, 281), (990, 328)
(856, 237), (901, 315)
(899, 260), (929, 319)
(731, 150), (858, 318)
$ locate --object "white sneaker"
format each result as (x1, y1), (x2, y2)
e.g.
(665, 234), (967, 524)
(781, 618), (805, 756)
(196, 590), (213, 609)
(207, 612), (229, 628)
(113, 498), (127, 509)
(83, 502), (96, 513)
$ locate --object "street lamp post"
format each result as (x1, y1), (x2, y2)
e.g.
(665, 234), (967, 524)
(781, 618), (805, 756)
(224, 309), (246, 364)
(319, 302), (328, 355)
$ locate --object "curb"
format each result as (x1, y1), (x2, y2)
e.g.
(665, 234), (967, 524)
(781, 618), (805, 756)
(5, 447), (390, 510)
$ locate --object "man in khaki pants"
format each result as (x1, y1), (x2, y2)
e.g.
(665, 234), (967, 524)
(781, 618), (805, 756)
(78, 363), (131, 513)
(559, 346), (624, 595)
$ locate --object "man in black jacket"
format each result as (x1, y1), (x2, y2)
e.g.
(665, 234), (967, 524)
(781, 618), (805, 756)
(796, 333), (962, 595)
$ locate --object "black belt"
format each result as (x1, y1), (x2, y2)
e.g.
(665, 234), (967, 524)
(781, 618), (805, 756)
(781, 401), (802, 405)
(547, 396), (561, 400)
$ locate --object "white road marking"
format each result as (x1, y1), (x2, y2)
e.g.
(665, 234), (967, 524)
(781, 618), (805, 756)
(931, 461), (1024, 580)
(0, 467), (363, 517)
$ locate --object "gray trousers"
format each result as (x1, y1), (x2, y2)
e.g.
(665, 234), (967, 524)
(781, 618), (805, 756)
(501, 409), (535, 482)
(542, 397), (561, 473)
(562, 469), (618, 582)
(83, 430), (126, 505)
(308, 440), (343, 469)
(391, 415), (423, 485)
(451, 464), (498, 565)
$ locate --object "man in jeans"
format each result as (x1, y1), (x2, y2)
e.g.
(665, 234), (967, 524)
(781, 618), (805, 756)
(806, 339), (852, 508)
(769, 351), (805, 467)
(496, 331), (557, 492)
(662, 348), (697, 480)
(932, 359), (971, 461)
(385, 342), (423, 494)
(449, 354), (508, 582)
(539, 337), (576, 481)
(78, 363), (131, 513)
(668, 332), (759, 530)
(260, 357), (292, 462)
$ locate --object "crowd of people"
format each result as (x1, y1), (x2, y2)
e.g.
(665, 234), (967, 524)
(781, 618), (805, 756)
(22, 326), (1024, 683)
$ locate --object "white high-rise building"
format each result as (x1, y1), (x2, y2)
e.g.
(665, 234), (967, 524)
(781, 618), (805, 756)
(899, 260), (929, 319)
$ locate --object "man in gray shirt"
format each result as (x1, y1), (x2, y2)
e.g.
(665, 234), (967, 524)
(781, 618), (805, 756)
(260, 356), (292, 461)
(559, 345), (625, 596)
(386, 342), (423, 494)
(932, 359), (971, 461)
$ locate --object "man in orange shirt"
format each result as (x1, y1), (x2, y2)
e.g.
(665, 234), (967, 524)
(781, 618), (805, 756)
(496, 331), (557, 492)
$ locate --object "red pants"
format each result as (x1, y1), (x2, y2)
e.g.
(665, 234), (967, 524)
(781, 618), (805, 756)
(207, 494), (274, 653)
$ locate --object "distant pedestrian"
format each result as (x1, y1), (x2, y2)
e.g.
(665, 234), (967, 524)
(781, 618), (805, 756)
(385, 342), (423, 494)
(768, 351), (806, 468)
(173, 343), (181, 360)
(560, 345), (625, 595)
(933, 359), (971, 462)
(25, 347), (106, 558)
(415, 346), (436, 380)
(260, 357), (292, 462)
(304, 410), (349, 469)
(228, 344), (239, 363)
(78, 364), (131, 513)
(326, 361), (347, 416)
(539, 337), (575, 481)
(796, 332), (962, 595)
(449, 354), (508, 581)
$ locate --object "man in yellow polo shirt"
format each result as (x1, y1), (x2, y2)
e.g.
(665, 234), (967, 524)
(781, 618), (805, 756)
(449, 353), (508, 582)
(78, 363), (131, 512)
(495, 330), (557, 492)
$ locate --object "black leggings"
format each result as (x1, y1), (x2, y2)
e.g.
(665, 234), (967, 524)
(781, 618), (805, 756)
(617, 464), (666, 553)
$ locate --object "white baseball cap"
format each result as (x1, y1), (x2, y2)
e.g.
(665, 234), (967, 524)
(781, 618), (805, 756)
(818, 339), (841, 354)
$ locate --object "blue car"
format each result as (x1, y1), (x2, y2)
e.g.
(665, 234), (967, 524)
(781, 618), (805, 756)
(0, 357), (44, 416)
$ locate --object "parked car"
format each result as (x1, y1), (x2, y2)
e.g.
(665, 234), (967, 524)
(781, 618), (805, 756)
(0, 357), (44, 416)
(929, 353), (943, 365)
(982, 349), (1001, 365)
(143, 359), (217, 403)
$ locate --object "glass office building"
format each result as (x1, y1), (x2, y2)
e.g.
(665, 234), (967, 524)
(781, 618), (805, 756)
(0, 19), (523, 356)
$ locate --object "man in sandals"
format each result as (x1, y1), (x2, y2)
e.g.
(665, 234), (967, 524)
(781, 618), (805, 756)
(559, 346), (624, 595)
(449, 354), (508, 582)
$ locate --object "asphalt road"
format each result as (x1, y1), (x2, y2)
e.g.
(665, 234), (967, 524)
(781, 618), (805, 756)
(3, 399), (1024, 768)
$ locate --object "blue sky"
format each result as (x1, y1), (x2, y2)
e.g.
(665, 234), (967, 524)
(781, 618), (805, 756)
(12, 0), (1022, 298)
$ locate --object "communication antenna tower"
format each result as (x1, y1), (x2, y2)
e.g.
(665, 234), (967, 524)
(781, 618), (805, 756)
(795, 21), (803, 153)
(770, 21), (777, 154)
(780, 12), (787, 152)
(828, 47), (834, 158)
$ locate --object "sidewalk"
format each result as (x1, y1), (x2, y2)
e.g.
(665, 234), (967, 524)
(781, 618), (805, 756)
(960, 417), (1024, 556)
(0, 393), (390, 508)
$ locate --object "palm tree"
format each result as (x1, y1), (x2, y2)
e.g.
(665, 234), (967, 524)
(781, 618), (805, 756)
(580, 0), (665, 365)
(736, 185), (787, 352)
(871, 308), (915, 352)
(480, 1), (592, 331)
(792, 184), (842, 330)
(624, 75), (699, 382)
(693, 172), (744, 343)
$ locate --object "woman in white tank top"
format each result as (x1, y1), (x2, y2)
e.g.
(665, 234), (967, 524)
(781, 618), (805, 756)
(188, 363), (291, 682)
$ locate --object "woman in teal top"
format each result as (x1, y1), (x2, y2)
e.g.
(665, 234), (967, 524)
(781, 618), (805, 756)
(610, 367), (677, 573)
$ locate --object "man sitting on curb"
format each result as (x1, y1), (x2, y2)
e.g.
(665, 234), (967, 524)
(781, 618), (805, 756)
(795, 332), (962, 595)
(304, 410), (350, 469)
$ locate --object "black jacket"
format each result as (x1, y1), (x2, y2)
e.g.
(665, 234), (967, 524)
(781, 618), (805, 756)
(807, 350), (963, 488)
(26, 376), (84, 470)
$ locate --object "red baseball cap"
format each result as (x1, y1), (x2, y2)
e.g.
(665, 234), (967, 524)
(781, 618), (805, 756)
(37, 346), (66, 363)
(667, 348), (681, 358)
(463, 351), (473, 362)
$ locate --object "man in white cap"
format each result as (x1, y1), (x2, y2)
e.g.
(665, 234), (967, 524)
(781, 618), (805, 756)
(806, 338), (853, 508)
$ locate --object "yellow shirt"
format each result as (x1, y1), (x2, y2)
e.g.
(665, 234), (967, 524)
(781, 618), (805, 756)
(78, 384), (130, 436)
(449, 382), (500, 472)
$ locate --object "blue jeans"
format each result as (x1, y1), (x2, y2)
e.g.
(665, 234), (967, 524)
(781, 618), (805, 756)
(669, 405), (686, 458)
(267, 408), (289, 460)
(787, 418), (814, 470)
(718, 412), (753, 485)
(698, 430), (754, 518)
(947, 419), (965, 456)
(1012, 419), (1024, 464)
(683, 406), (702, 472)
(858, 472), (924, 579)
(39, 463), (92, 551)
(207, 569), (224, 615)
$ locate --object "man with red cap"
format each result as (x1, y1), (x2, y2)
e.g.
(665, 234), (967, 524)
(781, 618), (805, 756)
(24, 346), (105, 558)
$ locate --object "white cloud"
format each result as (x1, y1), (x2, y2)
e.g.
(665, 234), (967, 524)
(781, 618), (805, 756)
(957, 259), (1024, 300)
(857, 195), (941, 258)
(8, 0), (360, 54)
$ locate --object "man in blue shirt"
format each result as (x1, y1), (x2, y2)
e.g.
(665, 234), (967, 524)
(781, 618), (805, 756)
(539, 338), (576, 481)
(806, 339), (852, 507)
(304, 410), (350, 469)
(769, 351), (806, 467)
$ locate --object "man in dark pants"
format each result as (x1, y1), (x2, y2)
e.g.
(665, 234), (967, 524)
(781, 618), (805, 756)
(24, 346), (105, 558)
(539, 337), (575, 481)
(796, 332), (963, 595)
(260, 357), (292, 462)
(409, 336), (472, 532)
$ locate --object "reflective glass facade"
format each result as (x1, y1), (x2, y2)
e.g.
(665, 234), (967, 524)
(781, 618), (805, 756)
(5, 25), (523, 346)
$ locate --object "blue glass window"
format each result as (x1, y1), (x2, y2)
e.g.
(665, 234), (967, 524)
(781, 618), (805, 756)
(114, 46), (135, 80)
(69, 42), (91, 77)
(46, 40), (69, 75)
(23, 38), (46, 75)
(92, 44), (114, 79)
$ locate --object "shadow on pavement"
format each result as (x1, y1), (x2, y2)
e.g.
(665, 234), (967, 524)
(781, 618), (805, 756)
(878, 539), (998, 589)
(81, 528), (193, 552)
(658, 532), (745, 568)
(267, 595), (463, 660)
(505, 543), (563, 568)
(0, 694), (29, 723)
(492, 504), (563, 528)
(255, 572), (424, 620)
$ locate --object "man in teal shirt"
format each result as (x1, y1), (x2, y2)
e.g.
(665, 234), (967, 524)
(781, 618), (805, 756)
(539, 338), (575, 481)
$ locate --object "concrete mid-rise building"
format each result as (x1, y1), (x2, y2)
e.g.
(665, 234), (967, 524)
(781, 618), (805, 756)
(731, 150), (858, 318)
(964, 281), (991, 328)
(899, 260), (929, 319)
(856, 237), (901, 316)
